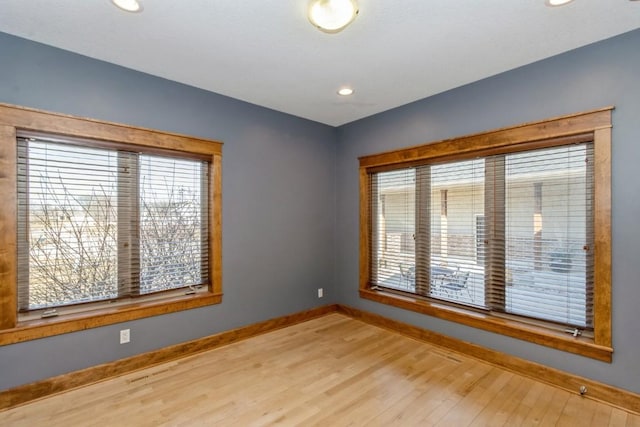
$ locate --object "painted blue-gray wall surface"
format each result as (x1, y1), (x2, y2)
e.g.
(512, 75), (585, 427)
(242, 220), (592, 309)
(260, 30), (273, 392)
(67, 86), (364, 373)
(0, 32), (337, 390)
(0, 27), (639, 396)
(335, 28), (640, 394)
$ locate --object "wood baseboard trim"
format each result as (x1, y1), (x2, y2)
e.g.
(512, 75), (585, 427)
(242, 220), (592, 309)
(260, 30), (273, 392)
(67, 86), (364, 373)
(0, 304), (339, 411)
(336, 304), (640, 415)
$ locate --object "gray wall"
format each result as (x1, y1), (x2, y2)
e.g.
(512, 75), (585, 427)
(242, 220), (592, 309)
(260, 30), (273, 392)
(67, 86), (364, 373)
(1, 28), (639, 396)
(335, 28), (640, 394)
(0, 32), (337, 390)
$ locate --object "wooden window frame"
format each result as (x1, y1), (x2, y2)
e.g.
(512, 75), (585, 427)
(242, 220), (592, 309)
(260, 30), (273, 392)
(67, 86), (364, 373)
(0, 103), (223, 345)
(359, 108), (612, 362)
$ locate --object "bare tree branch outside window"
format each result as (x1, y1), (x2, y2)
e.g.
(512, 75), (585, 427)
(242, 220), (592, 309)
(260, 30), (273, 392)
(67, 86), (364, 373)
(139, 155), (204, 294)
(28, 176), (118, 309)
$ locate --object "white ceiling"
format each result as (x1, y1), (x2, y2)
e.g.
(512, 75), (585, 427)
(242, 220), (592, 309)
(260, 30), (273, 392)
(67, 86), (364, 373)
(0, 1), (638, 126)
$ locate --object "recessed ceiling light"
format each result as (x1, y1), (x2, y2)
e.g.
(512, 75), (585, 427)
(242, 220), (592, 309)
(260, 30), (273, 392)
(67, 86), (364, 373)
(337, 87), (354, 96)
(545, 0), (574, 6)
(309, 0), (359, 33)
(110, 0), (143, 13)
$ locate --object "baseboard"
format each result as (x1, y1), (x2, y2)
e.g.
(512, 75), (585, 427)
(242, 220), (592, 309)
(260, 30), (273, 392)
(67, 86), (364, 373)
(2, 302), (639, 415)
(0, 304), (338, 411)
(336, 304), (640, 415)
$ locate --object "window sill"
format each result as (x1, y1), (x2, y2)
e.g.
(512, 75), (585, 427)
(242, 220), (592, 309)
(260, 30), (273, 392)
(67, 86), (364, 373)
(0, 292), (222, 346)
(360, 288), (612, 362)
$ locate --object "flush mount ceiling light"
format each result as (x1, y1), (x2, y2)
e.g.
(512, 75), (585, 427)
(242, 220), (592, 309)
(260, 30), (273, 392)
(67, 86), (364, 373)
(544, 0), (574, 6)
(337, 87), (354, 96)
(110, 0), (143, 13)
(309, 0), (359, 33)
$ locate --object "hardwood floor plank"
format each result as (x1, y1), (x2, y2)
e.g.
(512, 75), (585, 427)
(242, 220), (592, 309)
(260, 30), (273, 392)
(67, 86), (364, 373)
(609, 408), (629, 426)
(537, 387), (573, 425)
(372, 351), (467, 425)
(0, 313), (636, 426)
(436, 368), (514, 426)
(592, 403), (614, 426)
(626, 412), (640, 427)
(557, 394), (597, 426)
(471, 374), (530, 426)
(503, 380), (547, 425)
(518, 383), (561, 426)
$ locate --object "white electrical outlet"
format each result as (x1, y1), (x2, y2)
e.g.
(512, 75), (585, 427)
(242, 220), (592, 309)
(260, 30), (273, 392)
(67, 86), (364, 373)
(120, 329), (130, 344)
(318, 288), (324, 298)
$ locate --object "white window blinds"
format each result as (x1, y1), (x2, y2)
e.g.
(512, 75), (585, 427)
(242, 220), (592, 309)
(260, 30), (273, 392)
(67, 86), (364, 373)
(17, 135), (209, 313)
(138, 154), (208, 295)
(489, 144), (594, 329)
(369, 141), (594, 331)
(17, 139), (119, 310)
(369, 169), (416, 292)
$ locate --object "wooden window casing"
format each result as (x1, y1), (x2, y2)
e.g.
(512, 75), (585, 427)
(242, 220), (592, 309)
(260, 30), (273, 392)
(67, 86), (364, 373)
(359, 108), (612, 362)
(0, 103), (223, 345)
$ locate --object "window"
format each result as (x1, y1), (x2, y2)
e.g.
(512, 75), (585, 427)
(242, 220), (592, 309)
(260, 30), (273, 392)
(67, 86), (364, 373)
(359, 108), (612, 361)
(17, 137), (209, 315)
(0, 104), (222, 345)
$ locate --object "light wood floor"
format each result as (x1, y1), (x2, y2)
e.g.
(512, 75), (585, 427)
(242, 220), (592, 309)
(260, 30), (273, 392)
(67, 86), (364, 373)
(1, 313), (638, 426)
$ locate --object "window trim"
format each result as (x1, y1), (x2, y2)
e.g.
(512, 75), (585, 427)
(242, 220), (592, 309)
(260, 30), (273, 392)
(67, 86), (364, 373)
(0, 103), (223, 346)
(359, 108), (612, 362)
